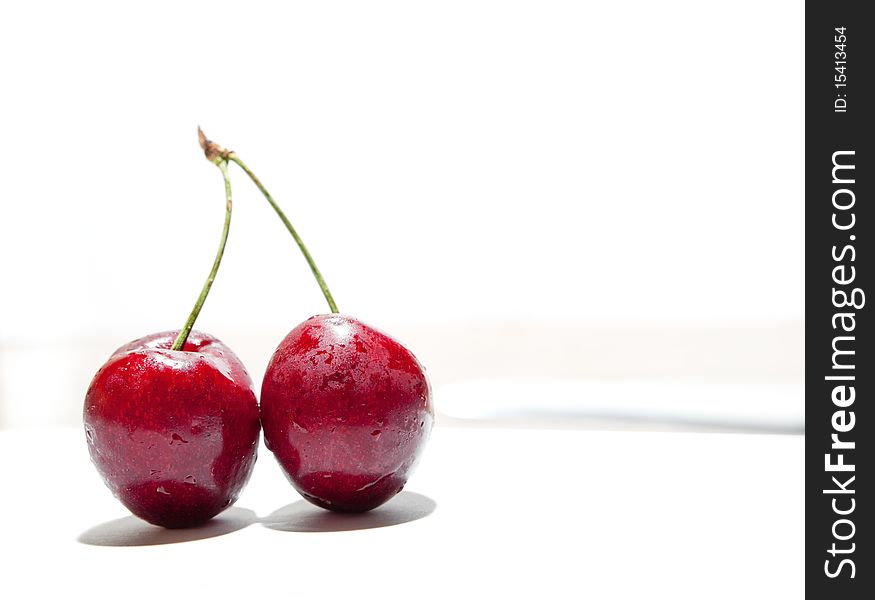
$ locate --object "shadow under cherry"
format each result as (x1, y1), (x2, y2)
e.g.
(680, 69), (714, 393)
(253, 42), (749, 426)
(77, 491), (437, 545)
(77, 506), (258, 547)
(261, 492), (436, 533)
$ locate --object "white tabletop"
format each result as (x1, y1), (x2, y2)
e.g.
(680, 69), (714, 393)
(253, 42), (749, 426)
(1, 424), (802, 599)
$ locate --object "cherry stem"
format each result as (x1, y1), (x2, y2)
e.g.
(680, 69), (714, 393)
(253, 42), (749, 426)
(171, 156), (233, 351)
(227, 153), (339, 313)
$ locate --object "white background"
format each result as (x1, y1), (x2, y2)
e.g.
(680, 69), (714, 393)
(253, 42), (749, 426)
(0, 2), (805, 597)
(0, 0), (803, 425)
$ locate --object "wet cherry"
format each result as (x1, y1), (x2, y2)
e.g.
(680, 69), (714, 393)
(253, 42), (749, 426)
(261, 315), (432, 511)
(84, 331), (259, 528)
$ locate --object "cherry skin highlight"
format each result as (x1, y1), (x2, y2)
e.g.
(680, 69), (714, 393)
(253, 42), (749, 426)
(84, 330), (260, 528)
(260, 315), (433, 512)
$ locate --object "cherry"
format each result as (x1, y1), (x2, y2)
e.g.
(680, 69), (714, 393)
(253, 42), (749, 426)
(261, 315), (432, 512)
(84, 331), (259, 528)
(203, 131), (434, 512)
(83, 133), (259, 528)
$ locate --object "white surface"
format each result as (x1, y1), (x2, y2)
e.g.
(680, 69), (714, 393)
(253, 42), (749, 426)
(1, 425), (802, 599)
(439, 380), (805, 432)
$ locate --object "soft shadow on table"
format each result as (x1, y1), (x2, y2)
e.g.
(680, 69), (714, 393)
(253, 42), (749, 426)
(77, 506), (258, 547)
(262, 491), (436, 533)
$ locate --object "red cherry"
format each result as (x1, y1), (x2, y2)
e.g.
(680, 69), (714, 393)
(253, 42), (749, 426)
(261, 315), (433, 512)
(84, 331), (260, 528)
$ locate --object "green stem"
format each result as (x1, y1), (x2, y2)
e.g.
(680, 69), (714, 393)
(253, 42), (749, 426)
(171, 158), (233, 351)
(227, 152), (339, 314)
